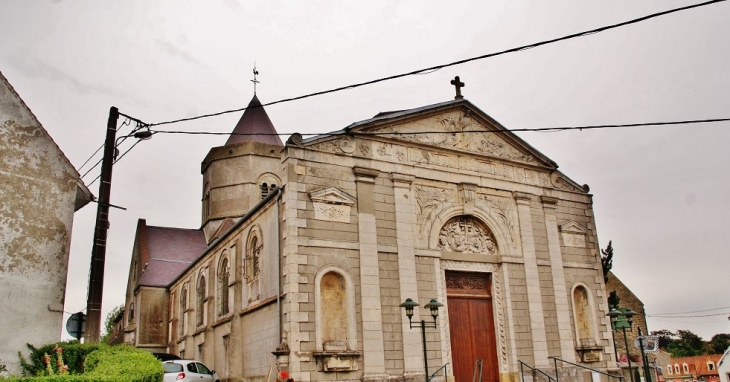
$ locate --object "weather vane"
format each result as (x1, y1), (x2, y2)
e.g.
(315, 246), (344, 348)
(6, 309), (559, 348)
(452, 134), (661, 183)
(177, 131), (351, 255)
(251, 62), (260, 94)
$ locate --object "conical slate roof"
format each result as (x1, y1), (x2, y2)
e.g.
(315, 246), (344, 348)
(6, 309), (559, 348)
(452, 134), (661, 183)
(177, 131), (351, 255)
(225, 94), (283, 146)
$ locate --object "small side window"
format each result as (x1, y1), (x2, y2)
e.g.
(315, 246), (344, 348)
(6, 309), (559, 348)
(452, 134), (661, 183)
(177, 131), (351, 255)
(187, 363), (197, 373)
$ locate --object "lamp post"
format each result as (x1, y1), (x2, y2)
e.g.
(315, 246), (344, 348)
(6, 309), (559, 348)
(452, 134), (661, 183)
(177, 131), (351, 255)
(607, 307), (636, 382)
(400, 298), (444, 382)
(637, 327), (652, 382)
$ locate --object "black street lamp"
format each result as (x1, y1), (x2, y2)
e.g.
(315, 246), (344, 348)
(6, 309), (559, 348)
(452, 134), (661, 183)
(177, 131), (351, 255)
(400, 298), (443, 382)
(607, 307), (637, 382)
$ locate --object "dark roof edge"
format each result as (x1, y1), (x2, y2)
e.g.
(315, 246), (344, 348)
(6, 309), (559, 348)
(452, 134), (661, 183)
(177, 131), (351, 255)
(0, 71), (93, 194)
(167, 186), (283, 288)
(301, 98), (559, 170)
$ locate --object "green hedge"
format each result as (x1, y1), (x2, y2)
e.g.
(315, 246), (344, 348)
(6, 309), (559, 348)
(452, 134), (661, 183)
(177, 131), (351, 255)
(2, 343), (162, 382)
(18, 341), (99, 376)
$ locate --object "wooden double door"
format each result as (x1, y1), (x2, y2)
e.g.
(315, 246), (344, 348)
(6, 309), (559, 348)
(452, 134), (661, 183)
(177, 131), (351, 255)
(446, 271), (499, 382)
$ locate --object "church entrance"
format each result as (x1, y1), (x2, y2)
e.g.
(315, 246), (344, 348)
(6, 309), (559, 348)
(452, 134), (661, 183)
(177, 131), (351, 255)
(446, 271), (499, 382)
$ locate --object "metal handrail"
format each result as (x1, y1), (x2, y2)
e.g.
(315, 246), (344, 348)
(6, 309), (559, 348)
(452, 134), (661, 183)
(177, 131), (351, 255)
(429, 363), (449, 381)
(548, 357), (625, 382)
(519, 360), (558, 382)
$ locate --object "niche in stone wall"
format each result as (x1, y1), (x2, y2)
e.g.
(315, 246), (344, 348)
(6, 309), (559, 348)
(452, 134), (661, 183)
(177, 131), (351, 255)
(572, 284), (602, 362)
(438, 216), (498, 255)
(314, 267), (360, 372)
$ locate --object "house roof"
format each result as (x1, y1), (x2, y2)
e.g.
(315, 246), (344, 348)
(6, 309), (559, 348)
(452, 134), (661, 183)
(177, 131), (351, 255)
(669, 354), (723, 377)
(225, 94), (283, 147)
(137, 223), (207, 287)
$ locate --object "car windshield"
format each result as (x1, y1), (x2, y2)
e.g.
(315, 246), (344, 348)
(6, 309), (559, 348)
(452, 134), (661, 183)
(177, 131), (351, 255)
(163, 362), (183, 373)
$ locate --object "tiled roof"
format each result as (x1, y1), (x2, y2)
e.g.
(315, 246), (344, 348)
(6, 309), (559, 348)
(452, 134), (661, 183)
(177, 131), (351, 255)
(138, 225), (207, 287)
(225, 94), (283, 146)
(668, 354), (723, 377)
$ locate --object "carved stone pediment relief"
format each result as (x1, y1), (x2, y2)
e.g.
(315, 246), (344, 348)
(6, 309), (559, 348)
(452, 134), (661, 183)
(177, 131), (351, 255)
(551, 171), (585, 193)
(478, 194), (517, 245)
(415, 186), (455, 231)
(310, 136), (356, 155)
(438, 216), (498, 256)
(367, 110), (536, 164)
(309, 187), (356, 223)
(559, 220), (588, 248)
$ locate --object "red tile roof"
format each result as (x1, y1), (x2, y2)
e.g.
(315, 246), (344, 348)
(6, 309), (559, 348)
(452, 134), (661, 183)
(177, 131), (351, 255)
(225, 94), (283, 146)
(137, 224), (207, 287)
(668, 354), (723, 378)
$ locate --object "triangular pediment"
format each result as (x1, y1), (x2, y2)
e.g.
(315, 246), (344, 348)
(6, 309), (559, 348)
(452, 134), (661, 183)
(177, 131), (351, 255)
(559, 220), (588, 234)
(344, 100), (558, 168)
(309, 187), (356, 206)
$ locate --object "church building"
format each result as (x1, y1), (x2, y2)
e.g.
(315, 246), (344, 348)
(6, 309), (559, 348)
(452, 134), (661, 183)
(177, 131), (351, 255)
(121, 79), (617, 382)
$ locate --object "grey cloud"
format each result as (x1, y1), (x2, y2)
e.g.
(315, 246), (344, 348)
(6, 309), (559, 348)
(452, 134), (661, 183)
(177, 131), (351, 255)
(154, 39), (207, 67)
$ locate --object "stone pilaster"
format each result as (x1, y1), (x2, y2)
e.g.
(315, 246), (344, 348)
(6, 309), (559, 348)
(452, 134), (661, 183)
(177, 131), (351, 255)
(541, 195), (576, 362)
(513, 192), (549, 367)
(353, 167), (387, 379)
(391, 172), (423, 376)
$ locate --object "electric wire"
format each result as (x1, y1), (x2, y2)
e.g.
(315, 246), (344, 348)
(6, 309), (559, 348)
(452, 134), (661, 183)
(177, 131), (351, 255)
(146, 0), (726, 128)
(650, 306), (730, 316)
(147, 117), (730, 138)
(78, 118), (130, 172)
(647, 313), (730, 318)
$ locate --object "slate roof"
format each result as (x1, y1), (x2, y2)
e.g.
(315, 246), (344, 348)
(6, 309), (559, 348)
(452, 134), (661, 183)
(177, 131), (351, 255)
(225, 94), (283, 146)
(137, 224), (207, 287)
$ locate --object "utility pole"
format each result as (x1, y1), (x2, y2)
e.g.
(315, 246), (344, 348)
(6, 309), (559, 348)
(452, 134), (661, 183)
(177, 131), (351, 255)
(84, 106), (119, 343)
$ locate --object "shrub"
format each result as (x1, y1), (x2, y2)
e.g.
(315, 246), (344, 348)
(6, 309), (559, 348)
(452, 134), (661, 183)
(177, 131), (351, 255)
(3, 344), (162, 382)
(18, 342), (99, 376)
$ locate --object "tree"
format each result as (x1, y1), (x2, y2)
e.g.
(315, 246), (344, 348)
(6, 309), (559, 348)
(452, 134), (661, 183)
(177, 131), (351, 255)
(601, 241), (614, 284)
(100, 304), (124, 343)
(666, 330), (709, 357)
(709, 333), (730, 354)
(651, 329), (675, 350)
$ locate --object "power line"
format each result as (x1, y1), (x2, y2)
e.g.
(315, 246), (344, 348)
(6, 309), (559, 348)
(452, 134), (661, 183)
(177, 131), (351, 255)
(647, 312), (730, 318)
(146, 0), (726, 128)
(650, 306), (730, 316)
(147, 117), (730, 138)
(77, 118), (132, 173)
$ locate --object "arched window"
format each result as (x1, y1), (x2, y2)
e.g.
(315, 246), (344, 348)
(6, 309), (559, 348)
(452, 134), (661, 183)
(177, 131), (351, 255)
(218, 257), (230, 316)
(196, 275), (206, 327)
(260, 182), (278, 199)
(203, 183), (211, 219)
(246, 236), (261, 281)
(572, 284), (597, 347)
(128, 302), (135, 322)
(179, 284), (188, 336)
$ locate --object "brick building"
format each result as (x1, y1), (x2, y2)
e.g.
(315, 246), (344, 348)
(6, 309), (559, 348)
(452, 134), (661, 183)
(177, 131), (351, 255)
(121, 84), (618, 382)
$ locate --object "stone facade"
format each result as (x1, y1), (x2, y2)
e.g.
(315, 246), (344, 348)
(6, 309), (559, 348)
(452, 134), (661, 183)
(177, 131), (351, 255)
(123, 96), (618, 382)
(0, 72), (92, 374)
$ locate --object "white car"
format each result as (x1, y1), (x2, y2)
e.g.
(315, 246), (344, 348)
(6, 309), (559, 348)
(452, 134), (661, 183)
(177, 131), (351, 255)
(162, 360), (219, 382)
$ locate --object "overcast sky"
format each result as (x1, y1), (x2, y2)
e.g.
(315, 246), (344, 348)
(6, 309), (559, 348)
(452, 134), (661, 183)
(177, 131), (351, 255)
(1, 1), (728, 342)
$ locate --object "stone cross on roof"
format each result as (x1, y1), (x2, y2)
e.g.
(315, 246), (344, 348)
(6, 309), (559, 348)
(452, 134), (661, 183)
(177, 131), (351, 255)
(450, 76), (465, 99)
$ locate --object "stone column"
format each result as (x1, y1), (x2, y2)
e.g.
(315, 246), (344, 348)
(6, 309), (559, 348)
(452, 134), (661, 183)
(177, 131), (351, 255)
(513, 192), (549, 367)
(541, 196), (576, 362)
(353, 167), (387, 379)
(391, 172), (423, 376)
